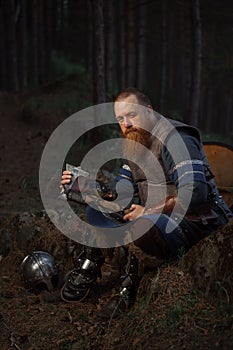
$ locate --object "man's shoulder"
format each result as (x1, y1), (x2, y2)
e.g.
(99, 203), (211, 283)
(166, 118), (201, 143)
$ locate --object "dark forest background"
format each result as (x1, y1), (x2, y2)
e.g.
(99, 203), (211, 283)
(0, 0), (232, 139)
(0, 3), (233, 349)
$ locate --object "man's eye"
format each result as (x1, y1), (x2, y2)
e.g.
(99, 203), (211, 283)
(117, 117), (124, 123)
(129, 113), (136, 118)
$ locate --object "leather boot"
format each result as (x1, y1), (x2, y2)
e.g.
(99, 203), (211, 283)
(61, 246), (105, 302)
(97, 250), (139, 319)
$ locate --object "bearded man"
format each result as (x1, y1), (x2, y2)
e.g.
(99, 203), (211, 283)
(60, 88), (232, 318)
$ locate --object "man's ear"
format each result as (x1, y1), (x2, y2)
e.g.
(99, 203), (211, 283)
(147, 105), (153, 114)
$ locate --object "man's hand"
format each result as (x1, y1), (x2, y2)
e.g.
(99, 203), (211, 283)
(60, 170), (87, 193)
(123, 204), (145, 221)
(60, 170), (72, 187)
(123, 196), (178, 221)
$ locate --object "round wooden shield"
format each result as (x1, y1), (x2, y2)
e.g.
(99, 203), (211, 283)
(203, 141), (233, 209)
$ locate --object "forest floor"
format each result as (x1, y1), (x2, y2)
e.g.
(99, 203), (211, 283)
(0, 81), (233, 350)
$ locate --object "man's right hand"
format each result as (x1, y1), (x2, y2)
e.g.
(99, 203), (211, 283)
(60, 170), (85, 203)
(60, 170), (88, 193)
(60, 170), (72, 188)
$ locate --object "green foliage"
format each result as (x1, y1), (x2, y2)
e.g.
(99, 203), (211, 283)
(214, 281), (233, 311)
(21, 71), (93, 126)
(177, 245), (186, 258)
(51, 51), (86, 77)
(169, 111), (184, 122)
(166, 303), (186, 326)
(181, 290), (198, 309)
(201, 132), (233, 145)
(79, 313), (88, 322)
(106, 85), (119, 101)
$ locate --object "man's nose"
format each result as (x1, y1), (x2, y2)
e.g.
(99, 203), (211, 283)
(123, 117), (132, 128)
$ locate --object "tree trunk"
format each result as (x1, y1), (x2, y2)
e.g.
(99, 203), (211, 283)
(45, 0), (54, 81)
(177, 1), (187, 117)
(118, 0), (126, 89)
(159, 0), (168, 114)
(126, 0), (136, 87)
(32, 0), (39, 88)
(176, 1), (192, 121)
(56, 0), (63, 51)
(62, 0), (69, 52)
(38, 1), (46, 84)
(91, 0), (106, 104)
(137, 0), (147, 90)
(190, 0), (202, 127)
(167, 2), (175, 101)
(205, 86), (213, 133)
(225, 91), (233, 138)
(105, 0), (116, 94)
(0, 3), (7, 90)
(85, 0), (92, 73)
(4, 0), (19, 91)
(19, 0), (28, 90)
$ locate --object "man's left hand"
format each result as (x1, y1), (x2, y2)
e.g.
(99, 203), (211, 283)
(123, 204), (145, 221)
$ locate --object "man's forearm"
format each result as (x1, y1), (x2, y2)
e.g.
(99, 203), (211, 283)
(144, 196), (178, 215)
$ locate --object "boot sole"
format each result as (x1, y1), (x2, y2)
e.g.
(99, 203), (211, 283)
(60, 282), (90, 303)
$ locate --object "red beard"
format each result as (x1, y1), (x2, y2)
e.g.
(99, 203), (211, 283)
(123, 127), (152, 159)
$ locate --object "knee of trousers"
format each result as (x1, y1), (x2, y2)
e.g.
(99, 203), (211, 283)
(133, 224), (170, 259)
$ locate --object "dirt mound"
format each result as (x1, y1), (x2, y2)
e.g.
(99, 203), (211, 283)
(0, 213), (233, 349)
(0, 212), (121, 350)
(182, 219), (233, 303)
